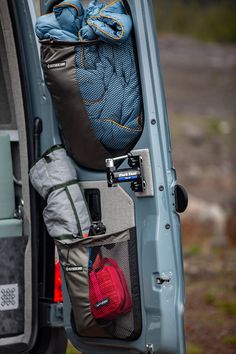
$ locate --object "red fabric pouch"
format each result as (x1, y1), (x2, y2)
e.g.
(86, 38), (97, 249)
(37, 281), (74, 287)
(89, 258), (132, 320)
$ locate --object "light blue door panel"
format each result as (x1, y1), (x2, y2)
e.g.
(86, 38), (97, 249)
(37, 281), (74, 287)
(21, 0), (186, 352)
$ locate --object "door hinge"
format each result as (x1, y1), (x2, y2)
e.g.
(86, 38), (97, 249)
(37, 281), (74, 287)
(146, 344), (154, 354)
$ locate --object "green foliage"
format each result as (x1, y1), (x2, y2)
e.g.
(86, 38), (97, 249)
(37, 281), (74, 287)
(218, 300), (236, 316)
(186, 342), (203, 354)
(154, 0), (236, 43)
(204, 292), (216, 305)
(184, 245), (201, 257)
(204, 291), (236, 316)
(224, 335), (236, 345)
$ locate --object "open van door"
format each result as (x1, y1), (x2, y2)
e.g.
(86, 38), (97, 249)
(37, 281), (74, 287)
(36, 1), (187, 353)
(0, 0), (187, 353)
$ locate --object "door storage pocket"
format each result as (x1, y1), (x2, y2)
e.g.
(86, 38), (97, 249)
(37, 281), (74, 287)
(89, 258), (132, 321)
(40, 38), (143, 170)
(37, 0), (144, 170)
(56, 228), (142, 340)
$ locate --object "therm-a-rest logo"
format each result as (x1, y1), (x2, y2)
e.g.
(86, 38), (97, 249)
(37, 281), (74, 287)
(94, 298), (109, 308)
(65, 265), (83, 272)
(47, 61), (66, 69)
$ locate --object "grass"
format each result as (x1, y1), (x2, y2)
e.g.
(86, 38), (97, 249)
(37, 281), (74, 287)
(204, 292), (217, 305)
(186, 342), (203, 354)
(204, 291), (236, 316)
(184, 245), (201, 258)
(153, 0), (236, 43)
(224, 336), (236, 345)
(218, 300), (236, 316)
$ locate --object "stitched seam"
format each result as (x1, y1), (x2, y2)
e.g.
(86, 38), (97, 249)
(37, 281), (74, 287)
(54, 2), (81, 15)
(83, 92), (105, 105)
(102, 0), (123, 12)
(87, 1), (125, 41)
(101, 118), (142, 132)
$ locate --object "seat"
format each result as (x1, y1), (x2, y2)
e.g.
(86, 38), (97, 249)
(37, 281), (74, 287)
(0, 134), (22, 238)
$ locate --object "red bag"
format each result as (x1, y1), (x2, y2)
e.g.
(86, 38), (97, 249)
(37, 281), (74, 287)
(89, 258), (132, 320)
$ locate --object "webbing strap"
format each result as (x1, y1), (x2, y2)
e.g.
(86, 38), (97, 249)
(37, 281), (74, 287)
(46, 179), (78, 200)
(55, 234), (79, 241)
(65, 186), (83, 236)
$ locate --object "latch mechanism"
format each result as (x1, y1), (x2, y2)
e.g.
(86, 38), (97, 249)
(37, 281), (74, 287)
(146, 344), (154, 354)
(106, 153), (146, 193)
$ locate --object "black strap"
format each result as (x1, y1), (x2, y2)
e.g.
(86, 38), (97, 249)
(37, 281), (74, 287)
(45, 179), (78, 200)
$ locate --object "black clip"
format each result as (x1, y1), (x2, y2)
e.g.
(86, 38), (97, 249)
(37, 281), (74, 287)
(106, 154), (145, 193)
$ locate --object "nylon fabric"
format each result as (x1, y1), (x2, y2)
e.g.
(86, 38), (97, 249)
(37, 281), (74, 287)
(36, 0), (143, 155)
(56, 229), (131, 336)
(29, 146), (91, 240)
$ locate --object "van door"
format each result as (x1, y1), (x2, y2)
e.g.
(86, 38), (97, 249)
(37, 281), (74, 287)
(36, 0), (186, 353)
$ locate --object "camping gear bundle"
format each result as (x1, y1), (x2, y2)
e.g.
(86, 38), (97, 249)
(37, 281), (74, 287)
(30, 146), (141, 339)
(30, 0), (142, 340)
(35, 0), (143, 170)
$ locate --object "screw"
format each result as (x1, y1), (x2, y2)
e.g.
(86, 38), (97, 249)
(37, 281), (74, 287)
(165, 224), (171, 229)
(151, 119), (156, 125)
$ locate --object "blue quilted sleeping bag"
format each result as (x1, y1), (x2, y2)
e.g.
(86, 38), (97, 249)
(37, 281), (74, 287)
(36, 0), (143, 160)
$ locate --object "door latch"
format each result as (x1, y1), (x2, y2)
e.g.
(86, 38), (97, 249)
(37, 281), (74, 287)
(15, 199), (24, 219)
(106, 153), (146, 193)
(174, 184), (188, 213)
(146, 344), (154, 354)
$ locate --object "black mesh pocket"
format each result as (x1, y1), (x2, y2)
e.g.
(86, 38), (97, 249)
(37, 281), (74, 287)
(88, 228), (142, 340)
(56, 228), (141, 340)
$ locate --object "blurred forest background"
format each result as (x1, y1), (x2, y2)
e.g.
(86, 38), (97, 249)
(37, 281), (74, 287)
(47, 0), (235, 353)
(154, 0), (236, 353)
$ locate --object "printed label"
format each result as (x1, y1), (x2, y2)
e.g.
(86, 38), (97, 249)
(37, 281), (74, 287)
(47, 61), (66, 69)
(118, 171), (137, 177)
(65, 265), (83, 272)
(94, 298), (109, 308)
(0, 284), (19, 311)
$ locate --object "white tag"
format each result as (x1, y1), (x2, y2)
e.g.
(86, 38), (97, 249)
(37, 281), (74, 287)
(0, 284), (19, 311)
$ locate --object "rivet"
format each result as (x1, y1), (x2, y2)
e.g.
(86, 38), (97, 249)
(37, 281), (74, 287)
(159, 185), (164, 191)
(151, 119), (156, 125)
(165, 224), (171, 230)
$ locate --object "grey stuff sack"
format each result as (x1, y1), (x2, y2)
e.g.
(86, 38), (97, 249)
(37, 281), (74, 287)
(29, 145), (91, 241)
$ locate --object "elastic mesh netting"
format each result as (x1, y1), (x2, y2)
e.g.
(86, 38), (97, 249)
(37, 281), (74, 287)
(89, 238), (140, 339)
